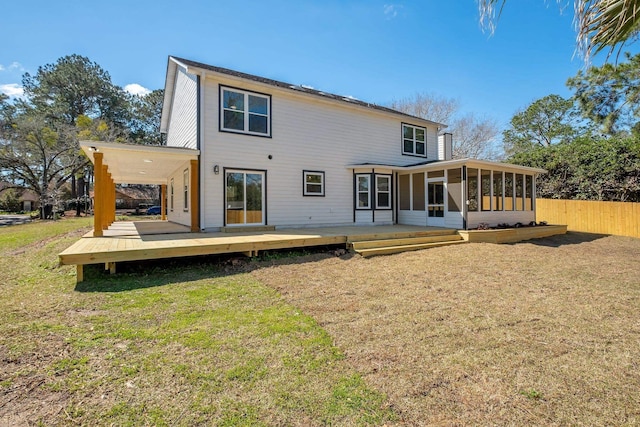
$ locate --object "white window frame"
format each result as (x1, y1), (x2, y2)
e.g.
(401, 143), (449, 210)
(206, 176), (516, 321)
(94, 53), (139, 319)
(183, 169), (189, 212)
(375, 175), (392, 209)
(356, 174), (371, 210)
(170, 178), (174, 211)
(220, 86), (271, 137)
(402, 123), (427, 157)
(303, 170), (325, 196)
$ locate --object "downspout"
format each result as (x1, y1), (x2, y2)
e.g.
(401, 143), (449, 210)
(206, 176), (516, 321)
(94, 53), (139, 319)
(196, 73), (202, 231)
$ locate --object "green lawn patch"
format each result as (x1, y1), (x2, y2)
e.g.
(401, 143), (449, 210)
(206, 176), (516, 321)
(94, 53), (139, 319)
(0, 220), (395, 425)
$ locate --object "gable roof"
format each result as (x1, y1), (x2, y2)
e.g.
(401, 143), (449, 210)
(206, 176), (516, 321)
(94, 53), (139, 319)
(161, 56), (446, 133)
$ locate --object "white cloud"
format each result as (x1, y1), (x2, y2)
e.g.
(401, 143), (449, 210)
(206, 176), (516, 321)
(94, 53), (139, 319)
(384, 4), (402, 19)
(9, 62), (24, 71)
(0, 62), (25, 72)
(124, 83), (151, 96)
(0, 83), (24, 98)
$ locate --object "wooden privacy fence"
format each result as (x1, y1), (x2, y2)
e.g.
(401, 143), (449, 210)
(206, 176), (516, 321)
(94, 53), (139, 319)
(536, 198), (640, 238)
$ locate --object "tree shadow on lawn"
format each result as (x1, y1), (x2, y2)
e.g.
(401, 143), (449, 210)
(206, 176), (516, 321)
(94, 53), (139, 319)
(518, 231), (609, 248)
(74, 244), (352, 293)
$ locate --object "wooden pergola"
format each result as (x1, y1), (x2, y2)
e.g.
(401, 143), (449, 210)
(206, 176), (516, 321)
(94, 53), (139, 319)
(80, 141), (200, 237)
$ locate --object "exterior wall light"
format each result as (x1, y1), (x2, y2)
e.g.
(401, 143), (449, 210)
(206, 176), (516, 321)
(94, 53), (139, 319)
(213, 165), (220, 175)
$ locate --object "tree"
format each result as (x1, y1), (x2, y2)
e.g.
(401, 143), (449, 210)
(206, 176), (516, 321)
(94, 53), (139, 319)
(478, 0), (640, 62)
(567, 52), (640, 134)
(509, 135), (640, 201)
(502, 94), (580, 156)
(22, 54), (130, 127)
(127, 89), (165, 145)
(0, 112), (81, 218)
(390, 92), (500, 159)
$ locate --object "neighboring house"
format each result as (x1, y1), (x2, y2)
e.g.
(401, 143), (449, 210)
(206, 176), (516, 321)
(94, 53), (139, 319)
(81, 56), (544, 235)
(0, 183), (39, 212)
(114, 185), (158, 209)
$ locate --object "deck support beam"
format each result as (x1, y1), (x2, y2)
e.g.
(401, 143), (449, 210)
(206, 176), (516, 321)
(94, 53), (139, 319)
(76, 265), (84, 283)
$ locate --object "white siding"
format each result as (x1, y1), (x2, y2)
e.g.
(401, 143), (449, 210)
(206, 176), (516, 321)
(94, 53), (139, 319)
(166, 160), (192, 227)
(437, 133), (453, 160)
(166, 66), (198, 149)
(198, 75), (441, 230)
(398, 210), (426, 226)
(445, 214), (464, 229)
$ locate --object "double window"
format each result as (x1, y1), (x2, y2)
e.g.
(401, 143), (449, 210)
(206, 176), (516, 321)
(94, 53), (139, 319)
(402, 124), (426, 157)
(356, 174), (391, 210)
(220, 86), (271, 136)
(303, 171), (325, 196)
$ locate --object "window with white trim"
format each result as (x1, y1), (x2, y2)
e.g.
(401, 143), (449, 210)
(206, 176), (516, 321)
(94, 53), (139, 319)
(356, 174), (371, 209)
(376, 175), (391, 209)
(220, 86), (271, 136)
(402, 124), (426, 157)
(170, 178), (174, 211)
(303, 170), (325, 196)
(183, 169), (189, 211)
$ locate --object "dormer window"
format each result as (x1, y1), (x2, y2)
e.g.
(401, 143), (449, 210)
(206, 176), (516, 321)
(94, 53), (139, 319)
(220, 86), (271, 137)
(402, 123), (426, 157)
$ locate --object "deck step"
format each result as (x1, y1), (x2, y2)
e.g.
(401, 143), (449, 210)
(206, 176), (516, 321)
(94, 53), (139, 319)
(220, 225), (276, 233)
(350, 233), (463, 250)
(356, 239), (467, 258)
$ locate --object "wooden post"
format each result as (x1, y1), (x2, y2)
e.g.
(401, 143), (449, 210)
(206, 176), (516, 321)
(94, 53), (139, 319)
(76, 265), (84, 283)
(93, 152), (104, 237)
(110, 175), (116, 224)
(190, 159), (199, 232)
(102, 166), (109, 230)
(161, 184), (167, 221)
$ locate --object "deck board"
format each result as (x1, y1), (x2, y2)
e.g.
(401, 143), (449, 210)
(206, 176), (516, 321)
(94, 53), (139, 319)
(60, 222), (451, 267)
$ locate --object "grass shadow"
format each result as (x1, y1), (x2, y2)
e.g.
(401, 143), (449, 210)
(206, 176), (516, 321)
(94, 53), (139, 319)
(517, 231), (609, 247)
(74, 244), (351, 293)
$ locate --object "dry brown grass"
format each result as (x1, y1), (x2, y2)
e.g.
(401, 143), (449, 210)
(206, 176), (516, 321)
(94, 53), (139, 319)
(252, 233), (640, 425)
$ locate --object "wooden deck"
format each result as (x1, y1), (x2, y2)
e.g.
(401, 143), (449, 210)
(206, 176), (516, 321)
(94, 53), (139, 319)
(59, 221), (453, 282)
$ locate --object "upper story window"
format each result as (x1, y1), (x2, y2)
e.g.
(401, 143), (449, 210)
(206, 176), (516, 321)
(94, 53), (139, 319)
(220, 86), (271, 137)
(402, 124), (426, 157)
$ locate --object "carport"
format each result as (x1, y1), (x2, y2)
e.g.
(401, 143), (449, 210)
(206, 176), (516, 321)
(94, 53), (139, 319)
(80, 141), (200, 237)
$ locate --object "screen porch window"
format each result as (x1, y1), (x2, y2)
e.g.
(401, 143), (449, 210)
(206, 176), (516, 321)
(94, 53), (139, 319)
(220, 87), (271, 136)
(356, 174), (371, 209)
(402, 124), (426, 157)
(303, 171), (325, 196)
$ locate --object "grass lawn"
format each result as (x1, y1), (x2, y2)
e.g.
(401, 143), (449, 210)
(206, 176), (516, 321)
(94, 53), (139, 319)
(0, 219), (392, 426)
(254, 233), (640, 425)
(1, 219), (639, 425)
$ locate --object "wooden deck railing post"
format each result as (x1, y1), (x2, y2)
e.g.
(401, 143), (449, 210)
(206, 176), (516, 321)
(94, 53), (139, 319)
(93, 152), (104, 237)
(190, 159), (199, 232)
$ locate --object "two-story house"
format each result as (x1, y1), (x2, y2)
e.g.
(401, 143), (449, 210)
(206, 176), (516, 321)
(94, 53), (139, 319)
(81, 56), (545, 236)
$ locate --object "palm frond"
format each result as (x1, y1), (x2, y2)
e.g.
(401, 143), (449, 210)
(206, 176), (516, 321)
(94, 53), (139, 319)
(576, 0), (640, 62)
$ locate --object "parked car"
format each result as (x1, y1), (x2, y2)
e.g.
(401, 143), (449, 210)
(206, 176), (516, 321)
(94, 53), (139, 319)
(146, 206), (162, 215)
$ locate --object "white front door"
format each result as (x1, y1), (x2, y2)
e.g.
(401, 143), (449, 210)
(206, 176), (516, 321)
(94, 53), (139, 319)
(225, 170), (265, 226)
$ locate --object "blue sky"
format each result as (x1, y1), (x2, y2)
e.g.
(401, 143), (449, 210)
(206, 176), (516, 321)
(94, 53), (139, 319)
(0, 0), (617, 128)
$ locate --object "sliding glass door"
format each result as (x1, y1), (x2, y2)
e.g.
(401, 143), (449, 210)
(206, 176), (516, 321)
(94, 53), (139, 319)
(225, 170), (265, 226)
